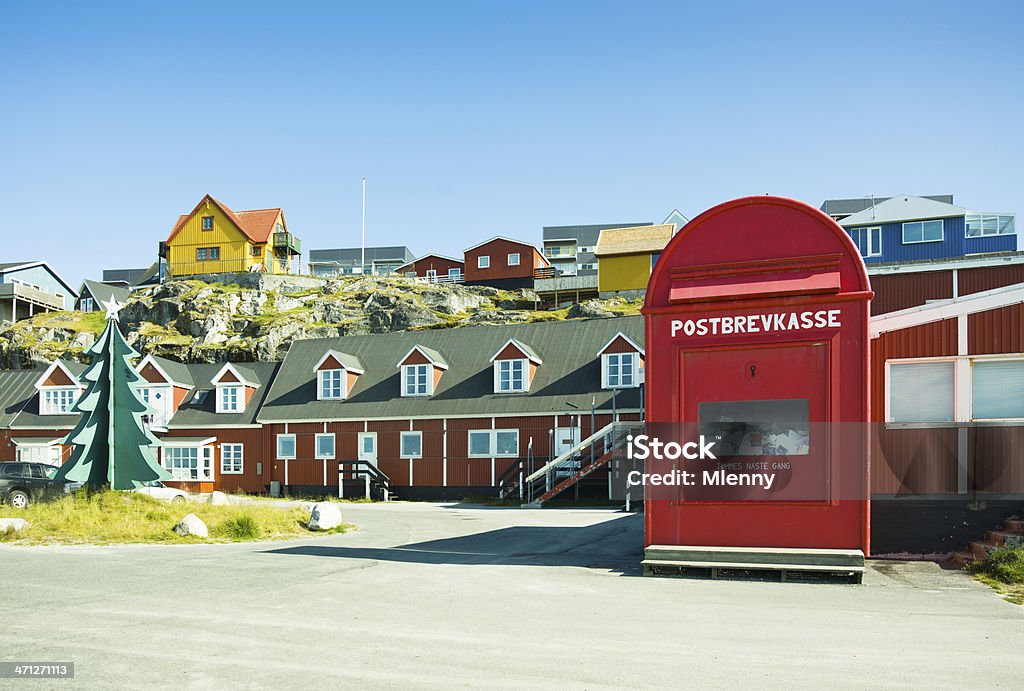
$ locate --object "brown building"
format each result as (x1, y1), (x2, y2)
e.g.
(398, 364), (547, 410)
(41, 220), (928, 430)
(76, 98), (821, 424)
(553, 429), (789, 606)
(395, 254), (465, 283)
(463, 236), (549, 289)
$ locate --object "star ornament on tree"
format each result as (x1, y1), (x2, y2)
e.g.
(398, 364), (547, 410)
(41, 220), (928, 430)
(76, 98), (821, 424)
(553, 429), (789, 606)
(102, 296), (125, 321)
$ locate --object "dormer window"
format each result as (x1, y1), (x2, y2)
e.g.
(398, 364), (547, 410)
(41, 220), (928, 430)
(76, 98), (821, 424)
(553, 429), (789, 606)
(218, 385), (242, 413)
(598, 332), (645, 390)
(489, 339), (541, 394)
(314, 350), (365, 401)
(397, 345), (448, 398)
(496, 359), (526, 393)
(319, 369), (345, 399)
(42, 388), (77, 415)
(211, 363), (259, 414)
(404, 364), (430, 396)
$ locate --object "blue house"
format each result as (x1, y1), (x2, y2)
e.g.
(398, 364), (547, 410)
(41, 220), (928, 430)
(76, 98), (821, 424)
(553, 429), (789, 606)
(831, 195), (1017, 264)
(0, 261), (77, 323)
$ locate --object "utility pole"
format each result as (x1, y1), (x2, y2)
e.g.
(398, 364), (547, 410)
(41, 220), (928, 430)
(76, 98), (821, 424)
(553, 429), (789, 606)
(361, 178), (366, 275)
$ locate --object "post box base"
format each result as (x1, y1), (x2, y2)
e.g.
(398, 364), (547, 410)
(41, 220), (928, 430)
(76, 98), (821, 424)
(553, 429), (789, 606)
(642, 544), (865, 583)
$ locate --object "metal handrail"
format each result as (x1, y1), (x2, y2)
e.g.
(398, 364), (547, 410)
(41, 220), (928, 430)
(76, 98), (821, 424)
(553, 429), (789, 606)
(337, 460), (391, 500)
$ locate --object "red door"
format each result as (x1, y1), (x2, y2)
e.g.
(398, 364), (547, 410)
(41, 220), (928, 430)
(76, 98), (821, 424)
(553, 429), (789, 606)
(678, 341), (829, 504)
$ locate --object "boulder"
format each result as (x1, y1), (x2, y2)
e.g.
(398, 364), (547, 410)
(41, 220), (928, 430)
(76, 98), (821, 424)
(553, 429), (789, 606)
(458, 310), (532, 326)
(365, 294), (443, 332)
(0, 518), (29, 532)
(274, 295), (305, 312)
(420, 287), (490, 314)
(173, 513), (209, 538)
(307, 502), (343, 531)
(208, 491), (230, 506)
(568, 301), (615, 319)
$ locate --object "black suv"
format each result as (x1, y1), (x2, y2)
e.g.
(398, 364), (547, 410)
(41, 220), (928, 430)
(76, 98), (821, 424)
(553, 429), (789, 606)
(0, 463), (67, 508)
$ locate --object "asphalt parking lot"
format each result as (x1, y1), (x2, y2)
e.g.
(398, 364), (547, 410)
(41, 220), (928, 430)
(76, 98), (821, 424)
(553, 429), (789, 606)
(1, 502), (1022, 689)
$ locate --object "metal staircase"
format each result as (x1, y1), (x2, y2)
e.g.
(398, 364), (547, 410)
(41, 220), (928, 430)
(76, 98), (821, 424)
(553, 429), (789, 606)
(498, 421), (642, 506)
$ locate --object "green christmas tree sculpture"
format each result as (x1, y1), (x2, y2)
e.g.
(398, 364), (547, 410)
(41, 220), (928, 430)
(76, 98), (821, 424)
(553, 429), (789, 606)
(54, 298), (171, 491)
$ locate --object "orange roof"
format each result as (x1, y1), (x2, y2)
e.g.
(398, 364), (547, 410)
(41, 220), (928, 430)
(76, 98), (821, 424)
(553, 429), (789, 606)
(166, 194), (284, 244)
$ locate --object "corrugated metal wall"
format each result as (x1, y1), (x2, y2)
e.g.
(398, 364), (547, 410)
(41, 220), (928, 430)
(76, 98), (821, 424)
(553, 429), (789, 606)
(870, 271), (952, 315)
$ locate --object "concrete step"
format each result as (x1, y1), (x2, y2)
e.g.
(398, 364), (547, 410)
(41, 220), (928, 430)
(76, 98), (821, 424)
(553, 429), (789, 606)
(952, 551), (975, 567)
(987, 530), (1024, 548)
(970, 540), (999, 560)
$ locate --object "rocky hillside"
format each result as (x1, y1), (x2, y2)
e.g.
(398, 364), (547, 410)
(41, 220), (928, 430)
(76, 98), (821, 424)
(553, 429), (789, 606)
(0, 276), (641, 368)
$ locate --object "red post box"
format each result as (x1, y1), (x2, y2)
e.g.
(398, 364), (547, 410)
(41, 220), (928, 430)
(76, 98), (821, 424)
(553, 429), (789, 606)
(642, 196), (873, 562)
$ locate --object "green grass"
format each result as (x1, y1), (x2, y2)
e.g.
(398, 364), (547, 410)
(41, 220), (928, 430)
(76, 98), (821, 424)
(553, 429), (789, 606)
(966, 547), (1024, 604)
(0, 491), (353, 545)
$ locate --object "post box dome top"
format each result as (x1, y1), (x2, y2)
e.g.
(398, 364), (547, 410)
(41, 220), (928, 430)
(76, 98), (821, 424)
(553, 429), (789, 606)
(645, 195), (872, 310)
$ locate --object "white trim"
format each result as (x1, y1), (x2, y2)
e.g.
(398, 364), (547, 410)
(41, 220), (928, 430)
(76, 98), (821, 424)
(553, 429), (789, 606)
(867, 252), (1024, 276)
(162, 436), (217, 447)
(317, 368), (348, 401)
(220, 442), (244, 474)
(489, 338), (542, 365)
(396, 345), (449, 370)
(870, 281), (1024, 338)
(850, 225), (882, 258)
(136, 354), (193, 389)
(212, 362), (259, 388)
(507, 252), (520, 266)
(602, 352), (640, 389)
(276, 433), (297, 459)
(399, 430), (422, 459)
(901, 219), (944, 245)
(39, 386), (79, 416)
(313, 350), (364, 375)
(256, 407), (644, 425)
(314, 433), (336, 460)
(216, 383), (244, 414)
(493, 358), (529, 394)
(401, 363), (433, 397)
(467, 428), (519, 458)
(33, 360), (80, 391)
(596, 331), (645, 357)
(11, 437), (63, 447)
(477, 255), (490, 269)
(463, 235), (536, 253)
(394, 253), (464, 273)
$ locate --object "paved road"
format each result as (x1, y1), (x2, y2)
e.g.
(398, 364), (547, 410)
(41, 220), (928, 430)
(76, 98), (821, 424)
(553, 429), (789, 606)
(1, 502), (1022, 689)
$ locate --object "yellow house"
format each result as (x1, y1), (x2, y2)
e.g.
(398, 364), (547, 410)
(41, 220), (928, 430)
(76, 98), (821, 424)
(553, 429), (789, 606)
(164, 195), (301, 277)
(595, 224), (675, 297)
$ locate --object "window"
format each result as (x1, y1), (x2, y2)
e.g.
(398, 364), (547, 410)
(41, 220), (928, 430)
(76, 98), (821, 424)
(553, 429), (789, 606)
(315, 433), (336, 459)
(277, 434), (296, 459)
(605, 352), (639, 388)
(888, 361), (954, 422)
(966, 214), (1015, 238)
(42, 388), (77, 415)
(425, 269), (437, 282)
(448, 268), (462, 280)
(973, 360), (1024, 419)
(699, 399), (810, 456)
(251, 245), (262, 257)
(220, 443), (243, 474)
(578, 263), (597, 271)
(201, 216), (214, 231)
(79, 297), (94, 312)
(495, 359), (527, 393)
(403, 364), (430, 396)
(400, 431), (422, 458)
(196, 247), (221, 261)
(508, 253), (520, 266)
(478, 255), (490, 269)
(318, 369), (346, 400)
(651, 252), (662, 270)
(578, 245), (593, 254)
(139, 385), (172, 427)
(163, 446), (213, 481)
(468, 429), (519, 457)
(217, 385), (242, 413)
(16, 445), (62, 466)
(851, 226), (882, 257)
(902, 220), (943, 244)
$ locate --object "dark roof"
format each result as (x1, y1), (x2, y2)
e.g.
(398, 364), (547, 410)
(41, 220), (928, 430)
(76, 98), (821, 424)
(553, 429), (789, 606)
(309, 246), (416, 265)
(258, 316), (643, 423)
(79, 280), (131, 308)
(0, 261), (77, 296)
(820, 195), (954, 217)
(0, 370), (43, 428)
(146, 355), (195, 387)
(7, 359), (87, 429)
(168, 361), (281, 428)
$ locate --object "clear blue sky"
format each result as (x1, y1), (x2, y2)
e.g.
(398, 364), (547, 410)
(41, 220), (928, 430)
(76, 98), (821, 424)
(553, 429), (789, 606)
(1, 1), (1021, 287)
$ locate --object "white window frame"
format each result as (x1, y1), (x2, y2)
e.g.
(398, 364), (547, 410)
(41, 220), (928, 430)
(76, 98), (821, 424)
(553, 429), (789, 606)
(79, 297), (94, 312)
(402, 363), (431, 397)
(314, 433), (336, 460)
(507, 252), (520, 266)
(467, 429), (519, 458)
(603, 352), (640, 389)
(478, 255), (490, 269)
(902, 219), (944, 244)
(425, 269), (438, 282)
(277, 434), (297, 460)
(138, 383), (173, 428)
(41, 387), (78, 415)
(400, 431), (422, 459)
(494, 358), (528, 393)
(851, 226), (882, 257)
(217, 384), (243, 413)
(448, 267), (462, 279)
(965, 213), (1016, 238)
(16, 444), (62, 466)
(971, 355), (1024, 421)
(317, 369), (347, 400)
(162, 446), (214, 482)
(220, 443), (244, 474)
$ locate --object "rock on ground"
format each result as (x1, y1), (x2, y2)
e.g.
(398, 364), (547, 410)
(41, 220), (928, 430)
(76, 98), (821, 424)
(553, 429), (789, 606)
(173, 513), (208, 538)
(208, 491), (230, 506)
(0, 518), (30, 532)
(567, 301), (615, 319)
(307, 502), (343, 531)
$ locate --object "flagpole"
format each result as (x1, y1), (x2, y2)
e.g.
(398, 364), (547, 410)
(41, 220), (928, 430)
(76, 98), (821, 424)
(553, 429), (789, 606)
(361, 177), (366, 275)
